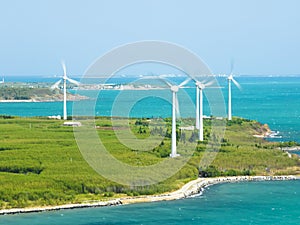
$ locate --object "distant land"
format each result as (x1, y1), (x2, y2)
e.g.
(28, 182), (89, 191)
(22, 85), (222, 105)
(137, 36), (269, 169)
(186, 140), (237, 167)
(1, 74), (300, 81)
(0, 84), (87, 102)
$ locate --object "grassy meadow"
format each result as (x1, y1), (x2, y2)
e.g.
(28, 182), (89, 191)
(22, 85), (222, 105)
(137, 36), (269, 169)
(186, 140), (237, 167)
(0, 116), (299, 209)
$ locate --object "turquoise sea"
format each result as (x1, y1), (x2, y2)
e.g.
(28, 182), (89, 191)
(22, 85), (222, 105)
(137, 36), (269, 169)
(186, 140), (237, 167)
(1, 180), (300, 225)
(1, 76), (300, 224)
(1, 76), (300, 142)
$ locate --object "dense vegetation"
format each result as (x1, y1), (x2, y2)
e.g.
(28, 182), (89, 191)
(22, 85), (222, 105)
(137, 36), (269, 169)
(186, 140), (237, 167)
(0, 116), (299, 209)
(0, 86), (81, 101)
(0, 86), (57, 100)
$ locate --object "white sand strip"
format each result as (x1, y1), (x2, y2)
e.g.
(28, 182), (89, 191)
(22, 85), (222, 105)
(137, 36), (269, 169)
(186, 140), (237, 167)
(0, 175), (297, 215)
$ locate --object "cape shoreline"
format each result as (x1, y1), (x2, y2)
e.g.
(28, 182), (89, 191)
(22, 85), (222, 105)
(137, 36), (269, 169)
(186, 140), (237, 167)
(0, 175), (297, 216)
(0, 96), (88, 103)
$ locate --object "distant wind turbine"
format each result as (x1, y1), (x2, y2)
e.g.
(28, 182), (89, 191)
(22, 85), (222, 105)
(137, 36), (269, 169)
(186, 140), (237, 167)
(161, 77), (191, 158)
(227, 61), (241, 120)
(51, 62), (80, 120)
(193, 79), (214, 141)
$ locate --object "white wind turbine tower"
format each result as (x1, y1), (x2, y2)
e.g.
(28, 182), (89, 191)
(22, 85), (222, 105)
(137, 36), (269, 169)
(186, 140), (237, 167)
(161, 77), (191, 158)
(227, 62), (241, 120)
(193, 79), (214, 141)
(51, 62), (80, 120)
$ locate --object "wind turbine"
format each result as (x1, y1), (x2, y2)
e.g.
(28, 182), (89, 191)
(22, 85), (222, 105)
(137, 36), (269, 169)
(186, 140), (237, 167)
(193, 79), (214, 141)
(51, 62), (80, 120)
(161, 77), (191, 158)
(227, 61), (241, 120)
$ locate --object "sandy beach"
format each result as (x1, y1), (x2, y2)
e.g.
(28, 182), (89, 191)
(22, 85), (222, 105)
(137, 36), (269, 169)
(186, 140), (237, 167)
(0, 175), (297, 215)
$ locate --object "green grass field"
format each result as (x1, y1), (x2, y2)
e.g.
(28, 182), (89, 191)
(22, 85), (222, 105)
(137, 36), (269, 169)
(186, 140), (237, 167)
(0, 116), (299, 209)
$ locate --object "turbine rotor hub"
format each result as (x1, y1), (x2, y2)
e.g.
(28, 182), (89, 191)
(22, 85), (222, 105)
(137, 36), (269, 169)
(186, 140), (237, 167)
(171, 86), (179, 92)
(197, 83), (205, 90)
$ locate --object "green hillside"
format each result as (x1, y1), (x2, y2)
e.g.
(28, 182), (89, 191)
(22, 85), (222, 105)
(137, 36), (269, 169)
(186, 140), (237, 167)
(0, 116), (299, 209)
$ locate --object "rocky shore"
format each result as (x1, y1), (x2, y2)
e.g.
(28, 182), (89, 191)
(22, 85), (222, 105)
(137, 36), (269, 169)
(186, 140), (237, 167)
(0, 199), (122, 215)
(0, 175), (297, 215)
(280, 146), (300, 151)
(0, 94), (88, 102)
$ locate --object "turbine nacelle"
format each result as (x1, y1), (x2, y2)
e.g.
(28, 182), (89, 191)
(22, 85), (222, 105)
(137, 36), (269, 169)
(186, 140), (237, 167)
(196, 82), (206, 90)
(192, 75), (215, 89)
(51, 62), (80, 89)
(51, 61), (80, 120)
(227, 74), (233, 80)
(171, 85), (179, 93)
(227, 60), (241, 89)
(227, 74), (241, 90)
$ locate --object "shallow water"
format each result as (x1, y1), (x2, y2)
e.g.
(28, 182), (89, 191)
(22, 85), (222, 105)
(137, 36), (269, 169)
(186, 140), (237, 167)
(1, 76), (300, 142)
(1, 180), (300, 225)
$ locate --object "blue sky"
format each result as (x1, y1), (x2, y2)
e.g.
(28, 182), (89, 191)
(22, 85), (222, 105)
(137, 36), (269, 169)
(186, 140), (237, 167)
(0, 0), (299, 76)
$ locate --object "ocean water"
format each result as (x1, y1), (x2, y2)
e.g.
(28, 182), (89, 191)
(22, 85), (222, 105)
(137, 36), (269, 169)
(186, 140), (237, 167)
(0, 76), (300, 142)
(1, 180), (300, 225)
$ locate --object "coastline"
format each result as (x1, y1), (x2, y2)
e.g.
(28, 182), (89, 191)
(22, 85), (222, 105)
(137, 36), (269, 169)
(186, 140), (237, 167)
(0, 97), (88, 103)
(0, 175), (297, 216)
(280, 146), (300, 151)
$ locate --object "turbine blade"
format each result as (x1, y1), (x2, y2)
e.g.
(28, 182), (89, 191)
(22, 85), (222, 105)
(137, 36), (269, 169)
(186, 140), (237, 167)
(51, 79), (62, 89)
(204, 80), (215, 87)
(200, 78), (208, 84)
(230, 59), (234, 75)
(196, 76), (214, 86)
(232, 78), (242, 90)
(190, 76), (197, 83)
(158, 76), (172, 87)
(61, 61), (67, 78)
(67, 78), (80, 86)
(179, 78), (191, 87)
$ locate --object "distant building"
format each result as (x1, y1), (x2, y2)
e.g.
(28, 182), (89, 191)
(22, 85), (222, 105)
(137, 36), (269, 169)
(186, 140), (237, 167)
(48, 115), (61, 120)
(179, 126), (195, 131)
(63, 121), (82, 127)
